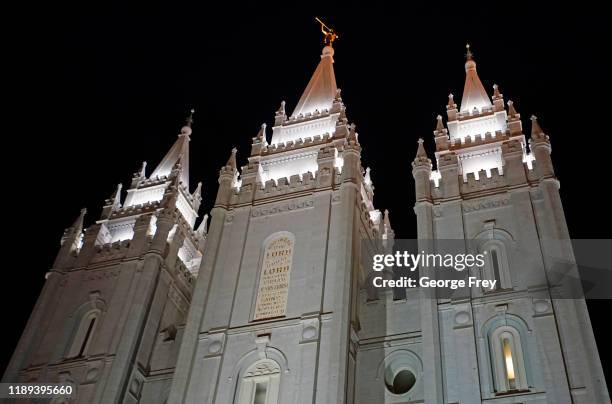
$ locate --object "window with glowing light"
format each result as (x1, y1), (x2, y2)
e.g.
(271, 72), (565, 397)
(502, 338), (516, 390)
(490, 326), (528, 393)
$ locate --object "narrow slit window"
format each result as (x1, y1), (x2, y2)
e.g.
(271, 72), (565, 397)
(491, 249), (501, 288)
(78, 317), (96, 357)
(67, 310), (100, 359)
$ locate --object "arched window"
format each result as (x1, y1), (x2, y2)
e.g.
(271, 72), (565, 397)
(67, 309), (100, 358)
(481, 240), (512, 291)
(235, 359), (281, 404)
(253, 233), (295, 321)
(490, 326), (528, 393)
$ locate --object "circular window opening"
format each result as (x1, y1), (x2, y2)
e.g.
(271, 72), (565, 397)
(386, 369), (416, 395)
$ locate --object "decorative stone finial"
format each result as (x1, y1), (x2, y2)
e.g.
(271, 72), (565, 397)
(364, 167), (372, 185)
(493, 84), (501, 98)
(416, 138), (427, 158)
(257, 123), (267, 140)
(436, 115), (444, 132)
(226, 147), (238, 170)
(335, 88), (342, 101)
(276, 101), (286, 116)
(413, 138), (431, 169)
(196, 213), (209, 235)
(181, 108), (195, 136)
(447, 93), (456, 109)
(383, 209), (391, 227)
(112, 183), (123, 210)
(193, 181), (203, 198)
(531, 115), (545, 139)
(347, 123), (358, 142)
(139, 161), (147, 178)
(508, 100), (518, 117)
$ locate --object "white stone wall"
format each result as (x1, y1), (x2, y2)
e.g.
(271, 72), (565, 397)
(180, 188), (361, 404)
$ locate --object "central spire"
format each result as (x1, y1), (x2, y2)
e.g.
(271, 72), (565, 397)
(460, 44), (492, 113)
(150, 109), (193, 186)
(290, 21), (339, 118)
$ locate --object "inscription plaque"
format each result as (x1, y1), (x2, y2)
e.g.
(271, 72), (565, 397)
(254, 235), (294, 320)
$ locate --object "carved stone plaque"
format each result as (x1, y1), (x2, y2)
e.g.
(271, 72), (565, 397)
(253, 235), (294, 320)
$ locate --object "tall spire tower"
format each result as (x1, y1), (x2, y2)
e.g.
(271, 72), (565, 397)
(169, 25), (392, 404)
(411, 47), (609, 403)
(2, 112), (208, 402)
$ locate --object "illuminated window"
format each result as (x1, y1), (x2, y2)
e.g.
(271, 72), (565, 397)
(502, 338), (516, 390)
(235, 359), (280, 404)
(490, 326), (528, 393)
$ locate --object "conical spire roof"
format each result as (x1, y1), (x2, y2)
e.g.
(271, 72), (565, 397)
(150, 114), (193, 186)
(291, 46), (338, 118)
(71, 208), (87, 234)
(150, 134), (189, 186)
(460, 45), (492, 113)
(416, 138), (428, 159)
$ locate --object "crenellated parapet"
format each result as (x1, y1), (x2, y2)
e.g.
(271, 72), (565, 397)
(414, 83), (552, 201)
(286, 107), (333, 123)
(251, 172), (318, 200)
(90, 239), (134, 264)
(448, 130), (511, 150)
(460, 168), (506, 193)
(106, 200), (161, 220)
(262, 133), (332, 156)
(456, 104), (496, 120)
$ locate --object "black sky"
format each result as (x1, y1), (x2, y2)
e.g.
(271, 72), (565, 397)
(3, 4), (611, 380)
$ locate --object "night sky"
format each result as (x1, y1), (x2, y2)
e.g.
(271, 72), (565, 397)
(4, 4), (610, 381)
